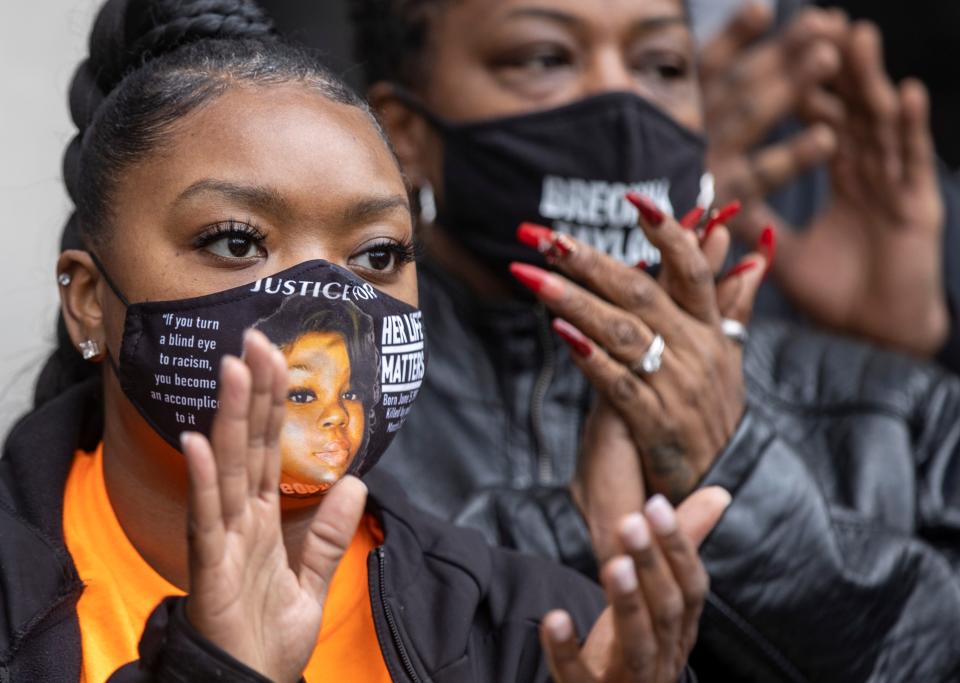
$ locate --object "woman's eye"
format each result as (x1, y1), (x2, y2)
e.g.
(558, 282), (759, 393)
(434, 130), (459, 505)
(342, 391), (360, 402)
(288, 389), (317, 404)
(517, 51), (570, 71)
(352, 247), (396, 272)
(493, 44), (575, 76)
(205, 234), (264, 259)
(348, 241), (415, 278)
(632, 52), (690, 82)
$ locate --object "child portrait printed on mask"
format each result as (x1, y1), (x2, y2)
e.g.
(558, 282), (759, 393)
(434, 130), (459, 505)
(113, 260), (426, 496)
(255, 297), (378, 497)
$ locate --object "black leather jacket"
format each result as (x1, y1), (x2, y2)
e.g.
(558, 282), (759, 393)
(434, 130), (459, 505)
(383, 259), (960, 681)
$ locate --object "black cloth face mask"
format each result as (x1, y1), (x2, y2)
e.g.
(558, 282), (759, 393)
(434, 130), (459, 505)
(404, 90), (713, 272)
(93, 257), (426, 497)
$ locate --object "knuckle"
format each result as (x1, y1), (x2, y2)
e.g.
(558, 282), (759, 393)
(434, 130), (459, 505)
(654, 590), (685, 631)
(625, 276), (658, 311)
(576, 245), (604, 275)
(622, 649), (655, 675)
(682, 258), (714, 289)
(611, 317), (643, 352)
(686, 567), (710, 604)
(613, 371), (641, 405)
(676, 373), (702, 410)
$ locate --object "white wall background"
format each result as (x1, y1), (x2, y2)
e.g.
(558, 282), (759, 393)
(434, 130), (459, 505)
(0, 0), (100, 439)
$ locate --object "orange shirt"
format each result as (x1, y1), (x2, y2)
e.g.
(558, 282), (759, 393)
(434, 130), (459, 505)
(63, 445), (391, 683)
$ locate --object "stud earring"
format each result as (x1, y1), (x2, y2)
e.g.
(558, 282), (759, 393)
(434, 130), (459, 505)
(79, 340), (101, 361)
(58, 273), (72, 286)
(418, 182), (437, 225)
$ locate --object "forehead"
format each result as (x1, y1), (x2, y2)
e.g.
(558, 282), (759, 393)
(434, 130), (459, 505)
(116, 84), (406, 216)
(437, 0), (687, 33)
(286, 331), (349, 361)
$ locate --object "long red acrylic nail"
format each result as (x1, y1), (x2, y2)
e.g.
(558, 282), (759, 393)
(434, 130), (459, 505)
(758, 225), (775, 275)
(626, 193), (665, 227)
(726, 259), (760, 278)
(553, 319), (593, 358)
(703, 200), (742, 241)
(517, 223), (554, 253)
(679, 207), (705, 230)
(509, 262), (563, 298)
(517, 222), (575, 261)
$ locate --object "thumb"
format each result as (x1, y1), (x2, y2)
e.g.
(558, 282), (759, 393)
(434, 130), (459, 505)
(676, 486), (733, 547)
(298, 475), (368, 603)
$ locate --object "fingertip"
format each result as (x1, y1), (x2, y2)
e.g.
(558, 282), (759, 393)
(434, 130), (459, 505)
(702, 486), (733, 511)
(604, 555), (639, 595)
(809, 123), (838, 154)
(737, 0), (774, 32)
(619, 512), (651, 551)
(180, 431), (196, 451)
(900, 78), (930, 115)
(645, 494), (679, 536)
(337, 474), (370, 499)
(542, 610), (574, 642)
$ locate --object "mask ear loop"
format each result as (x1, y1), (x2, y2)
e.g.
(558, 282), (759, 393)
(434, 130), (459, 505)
(85, 249), (131, 379)
(86, 250), (132, 308)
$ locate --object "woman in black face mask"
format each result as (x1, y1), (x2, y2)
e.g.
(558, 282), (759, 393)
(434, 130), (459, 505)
(355, 0), (765, 561)
(352, 0), (960, 680)
(0, 0), (734, 680)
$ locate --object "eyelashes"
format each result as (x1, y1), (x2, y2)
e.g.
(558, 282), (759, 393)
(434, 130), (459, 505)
(193, 219), (266, 250)
(192, 219), (417, 274)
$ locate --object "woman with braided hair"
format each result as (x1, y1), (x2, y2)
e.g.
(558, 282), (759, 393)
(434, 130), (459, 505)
(0, 0), (731, 680)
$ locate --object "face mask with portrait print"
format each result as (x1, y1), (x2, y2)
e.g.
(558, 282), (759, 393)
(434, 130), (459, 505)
(403, 90), (714, 273)
(92, 256), (426, 498)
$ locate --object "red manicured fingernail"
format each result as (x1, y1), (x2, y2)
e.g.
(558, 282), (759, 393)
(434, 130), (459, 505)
(703, 200), (742, 241)
(634, 259), (648, 271)
(726, 259), (760, 278)
(553, 319), (593, 358)
(516, 223), (576, 261)
(517, 222), (554, 253)
(680, 206), (705, 230)
(758, 225), (775, 275)
(509, 262), (563, 298)
(626, 193), (665, 227)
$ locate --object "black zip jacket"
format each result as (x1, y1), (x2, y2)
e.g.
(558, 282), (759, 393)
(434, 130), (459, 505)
(0, 378), (669, 682)
(383, 259), (960, 681)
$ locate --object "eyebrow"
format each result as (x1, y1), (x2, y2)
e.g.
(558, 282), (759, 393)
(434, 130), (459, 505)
(341, 194), (412, 225)
(175, 179), (291, 218)
(175, 179), (411, 226)
(504, 7), (687, 35)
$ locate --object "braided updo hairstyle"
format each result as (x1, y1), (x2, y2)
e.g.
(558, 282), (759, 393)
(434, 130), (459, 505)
(35, 0), (388, 410)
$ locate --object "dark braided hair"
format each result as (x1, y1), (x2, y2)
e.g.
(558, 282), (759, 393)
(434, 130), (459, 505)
(35, 0), (389, 410)
(349, 0), (455, 88)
